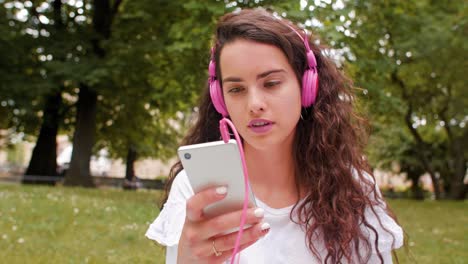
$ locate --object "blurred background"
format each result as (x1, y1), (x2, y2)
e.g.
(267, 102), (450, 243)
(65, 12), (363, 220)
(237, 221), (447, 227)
(0, 0), (466, 263)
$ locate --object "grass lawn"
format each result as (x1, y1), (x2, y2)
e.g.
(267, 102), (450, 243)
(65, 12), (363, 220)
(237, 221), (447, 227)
(390, 199), (468, 264)
(0, 183), (165, 263)
(0, 183), (466, 263)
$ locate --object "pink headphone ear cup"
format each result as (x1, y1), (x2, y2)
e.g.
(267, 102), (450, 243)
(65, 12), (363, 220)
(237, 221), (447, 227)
(311, 73), (318, 104)
(301, 69), (318, 107)
(209, 80), (229, 116)
(301, 70), (313, 107)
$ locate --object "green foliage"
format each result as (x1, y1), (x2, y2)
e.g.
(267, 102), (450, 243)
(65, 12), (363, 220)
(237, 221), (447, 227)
(68, 0), (294, 162)
(0, 0), (91, 140)
(1, 0), (307, 174)
(5, 0), (464, 193)
(301, 0), (467, 195)
(92, 0), (228, 161)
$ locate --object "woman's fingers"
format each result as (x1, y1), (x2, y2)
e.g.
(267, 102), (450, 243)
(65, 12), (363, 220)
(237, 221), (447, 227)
(211, 221), (270, 253)
(199, 207), (266, 240)
(186, 186), (228, 222)
(195, 220), (270, 258)
(217, 239), (259, 261)
(205, 222), (270, 262)
(181, 186), (268, 262)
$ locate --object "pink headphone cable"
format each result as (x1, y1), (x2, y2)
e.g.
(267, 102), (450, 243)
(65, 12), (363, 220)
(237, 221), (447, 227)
(219, 117), (250, 264)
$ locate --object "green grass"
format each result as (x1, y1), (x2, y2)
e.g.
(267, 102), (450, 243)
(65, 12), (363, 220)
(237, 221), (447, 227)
(0, 184), (466, 263)
(0, 183), (165, 263)
(390, 199), (468, 264)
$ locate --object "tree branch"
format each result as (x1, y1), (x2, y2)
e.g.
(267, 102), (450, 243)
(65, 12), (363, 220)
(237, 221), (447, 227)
(111, 0), (123, 20)
(391, 70), (442, 199)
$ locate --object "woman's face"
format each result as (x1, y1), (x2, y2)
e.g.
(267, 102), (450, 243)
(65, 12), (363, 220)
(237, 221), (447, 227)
(220, 39), (302, 150)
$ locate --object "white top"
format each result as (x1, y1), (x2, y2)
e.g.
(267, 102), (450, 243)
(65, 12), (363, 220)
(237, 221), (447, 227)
(145, 170), (403, 263)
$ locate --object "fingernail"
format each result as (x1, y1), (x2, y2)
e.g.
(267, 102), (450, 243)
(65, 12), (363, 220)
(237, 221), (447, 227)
(254, 208), (264, 218)
(261, 222), (270, 232)
(216, 186), (227, 195)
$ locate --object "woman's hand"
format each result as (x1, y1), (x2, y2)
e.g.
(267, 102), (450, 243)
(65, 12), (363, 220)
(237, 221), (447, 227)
(177, 186), (269, 264)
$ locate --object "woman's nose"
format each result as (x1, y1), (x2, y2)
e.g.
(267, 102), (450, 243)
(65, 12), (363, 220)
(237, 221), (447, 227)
(247, 88), (266, 115)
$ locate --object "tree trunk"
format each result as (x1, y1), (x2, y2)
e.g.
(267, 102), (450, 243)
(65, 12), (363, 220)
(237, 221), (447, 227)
(448, 137), (467, 199)
(392, 71), (442, 199)
(62, 0), (122, 187)
(439, 94), (467, 200)
(123, 146), (138, 190)
(64, 85), (97, 187)
(23, 92), (62, 185)
(404, 114), (442, 199)
(408, 172), (424, 200)
(125, 146), (137, 181)
(401, 161), (425, 200)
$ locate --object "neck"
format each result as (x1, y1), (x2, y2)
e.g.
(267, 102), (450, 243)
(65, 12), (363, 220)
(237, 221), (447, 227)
(244, 140), (299, 208)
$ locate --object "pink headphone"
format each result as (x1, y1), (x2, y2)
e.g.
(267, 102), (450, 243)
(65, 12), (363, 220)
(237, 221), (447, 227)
(208, 26), (319, 117)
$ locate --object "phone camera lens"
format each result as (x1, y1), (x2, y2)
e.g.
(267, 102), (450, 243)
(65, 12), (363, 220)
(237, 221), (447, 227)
(184, 153), (191, 160)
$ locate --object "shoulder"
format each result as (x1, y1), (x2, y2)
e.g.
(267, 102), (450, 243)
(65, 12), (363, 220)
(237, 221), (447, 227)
(351, 168), (384, 205)
(351, 168), (404, 252)
(145, 170), (194, 246)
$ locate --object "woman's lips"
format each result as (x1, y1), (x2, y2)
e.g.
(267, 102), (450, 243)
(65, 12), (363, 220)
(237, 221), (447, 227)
(248, 119), (274, 134)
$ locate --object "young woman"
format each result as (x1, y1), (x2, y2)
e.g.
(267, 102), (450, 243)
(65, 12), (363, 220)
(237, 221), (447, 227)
(146, 8), (403, 264)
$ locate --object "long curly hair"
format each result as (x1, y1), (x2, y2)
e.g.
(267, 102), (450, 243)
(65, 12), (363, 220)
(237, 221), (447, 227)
(163, 8), (400, 264)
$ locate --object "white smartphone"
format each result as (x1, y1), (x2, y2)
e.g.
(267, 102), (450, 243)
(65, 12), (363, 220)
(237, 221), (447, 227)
(178, 139), (256, 219)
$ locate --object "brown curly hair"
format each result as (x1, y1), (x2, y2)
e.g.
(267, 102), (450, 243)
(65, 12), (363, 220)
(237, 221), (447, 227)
(163, 8), (400, 264)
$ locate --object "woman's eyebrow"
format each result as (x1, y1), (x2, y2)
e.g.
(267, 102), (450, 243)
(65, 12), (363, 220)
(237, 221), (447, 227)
(222, 69), (285, 83)
(256, 69), (285, 79)
(222, 76), (242, 83)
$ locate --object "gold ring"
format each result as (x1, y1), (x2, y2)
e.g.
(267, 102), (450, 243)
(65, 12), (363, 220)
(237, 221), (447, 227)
(212, 239), (222, 257)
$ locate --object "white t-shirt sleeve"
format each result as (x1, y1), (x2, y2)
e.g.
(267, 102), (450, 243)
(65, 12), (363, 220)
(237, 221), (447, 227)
(145, 170), (194, 263)
(367, 251), (393, 263)
(356, 170), (404, 262)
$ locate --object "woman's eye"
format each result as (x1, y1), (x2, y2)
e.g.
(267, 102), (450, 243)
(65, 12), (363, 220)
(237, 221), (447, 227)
(228, 87), (243, 93)
(265, 81), (280, 88)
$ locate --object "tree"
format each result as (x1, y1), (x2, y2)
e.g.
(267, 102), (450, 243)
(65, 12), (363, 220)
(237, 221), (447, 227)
(23, 0), (66, 183)
(94, 0), (290, 186)
(0, 0), (69, 183)
(92, 0), (216, 185)
(2, 0), (350, 188)
(306, 0), (467, 199)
